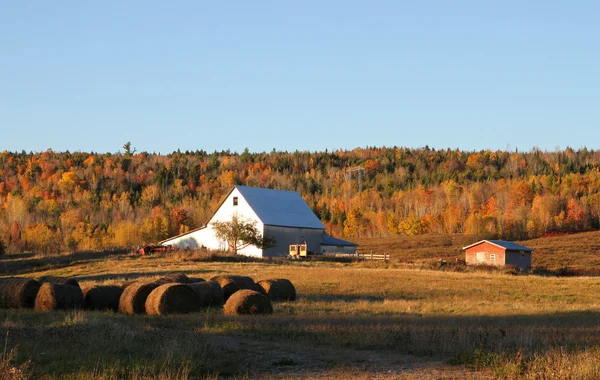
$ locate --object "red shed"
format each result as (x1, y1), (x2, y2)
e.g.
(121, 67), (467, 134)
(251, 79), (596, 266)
(462, 240), (533, 271)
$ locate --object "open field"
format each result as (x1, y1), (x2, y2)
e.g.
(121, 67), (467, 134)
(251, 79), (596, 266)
(355, 230), (600, 272)
(2, 240), (600, 379)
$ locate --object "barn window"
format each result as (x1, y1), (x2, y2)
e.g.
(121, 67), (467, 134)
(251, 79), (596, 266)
(233, 197), (238, 206)
(520, 250), (525, 256)
(490, 254), (496, 261)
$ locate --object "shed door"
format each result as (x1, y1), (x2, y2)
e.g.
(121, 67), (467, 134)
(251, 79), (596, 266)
(476, 251), (486, 263)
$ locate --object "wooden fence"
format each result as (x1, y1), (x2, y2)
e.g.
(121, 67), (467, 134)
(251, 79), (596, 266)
(356, 252), (389, 261)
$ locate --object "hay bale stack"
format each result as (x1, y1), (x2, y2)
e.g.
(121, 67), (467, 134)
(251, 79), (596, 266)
(188, 277), (206, 283)
(0, 277), (41, 309)
(38, 276), (80, 289)
(256, 279), (296, 302)
(155, 273), (191, 285)
(145, 283), (202, 315)
(34, 283), (84, 311)
(223, 289), (273, 316)
(118, 282), (159, 315)
(212, 275), (259, 301)
(83, 285), (124, 312)
(187, 281), (223, 307)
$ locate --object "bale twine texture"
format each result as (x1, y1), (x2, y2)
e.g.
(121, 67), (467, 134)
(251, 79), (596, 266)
(83, 285), (124, 311)
(121, 281), (136, 289)
(187, 281), (223, 307)
(256, 279), (297, 302)
(118, 282), (159, 315)
(155, 273), (191, 285)
(0, 277), (41, 309)
(38, 276), (80, 289)
(223, 289), (273, 316)
(34, 282), (84, 311)
(145, 283), (202, 315)
(212, 275), (259, 301)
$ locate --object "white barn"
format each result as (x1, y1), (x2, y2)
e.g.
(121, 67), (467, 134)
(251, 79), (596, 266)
(160, 185), (357, 258)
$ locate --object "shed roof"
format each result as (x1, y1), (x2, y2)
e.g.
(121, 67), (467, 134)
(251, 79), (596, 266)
(236, 185), (325, 229)
(462, 240), (533, 252)
(322, 235), (358, 247)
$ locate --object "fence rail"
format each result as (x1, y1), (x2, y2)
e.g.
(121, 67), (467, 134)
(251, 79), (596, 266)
(356, 252), (389, 261)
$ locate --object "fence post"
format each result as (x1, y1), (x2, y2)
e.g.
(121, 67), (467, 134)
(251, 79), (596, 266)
(370, 252), (373, 260)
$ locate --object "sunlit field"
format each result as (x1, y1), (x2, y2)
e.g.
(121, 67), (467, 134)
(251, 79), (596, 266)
(2, 232), (600, 378)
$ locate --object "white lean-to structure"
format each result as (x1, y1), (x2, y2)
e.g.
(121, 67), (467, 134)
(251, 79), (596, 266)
(160, 185), (357, 258)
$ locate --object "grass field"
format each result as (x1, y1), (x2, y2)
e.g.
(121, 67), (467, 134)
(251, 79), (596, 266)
(355, 230), (600, 272)
(1, 232), (600, 378)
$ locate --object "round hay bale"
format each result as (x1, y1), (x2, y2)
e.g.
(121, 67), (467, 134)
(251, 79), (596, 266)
(0, 277), (41, 309)
(121, 281), (136, 289)
(34, 283), (84, 311)
(38, 276), (80, 289)
(256, 279), (296, 302)
(145, 283), (202, 315)
(84, 285), (124, 312)
(223, 289), (273, 316)
(187, 280), (223, 307)
(212, 275), (257, 301)
(187, 277), (206, 283)
(155, 273), (191, 285)
(118, 282), (159, 315)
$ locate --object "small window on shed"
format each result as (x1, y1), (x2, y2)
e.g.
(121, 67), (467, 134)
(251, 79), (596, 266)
(490, 254), (496, 261)
(233, 197), (238, 206)
(520, 250), (525, 256)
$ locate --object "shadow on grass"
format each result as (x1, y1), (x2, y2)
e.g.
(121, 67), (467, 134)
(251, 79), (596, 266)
(0, 250), (130, 276)
(3, 310), (600, 378)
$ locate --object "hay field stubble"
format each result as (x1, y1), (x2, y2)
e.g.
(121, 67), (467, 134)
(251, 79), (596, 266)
(2, 249), (600, 378)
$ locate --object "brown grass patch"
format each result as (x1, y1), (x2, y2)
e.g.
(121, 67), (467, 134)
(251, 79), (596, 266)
(34, 282), (84, 311)
(144, 283), (202, 315)
(223, 289), (273, 315)
(118, 282), (159, 315)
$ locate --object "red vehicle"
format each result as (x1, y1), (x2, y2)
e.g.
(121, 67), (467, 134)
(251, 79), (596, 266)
(136, 245), (174, 255)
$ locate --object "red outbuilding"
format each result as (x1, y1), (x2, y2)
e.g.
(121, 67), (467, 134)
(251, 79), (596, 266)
(462, 240), (533, 271)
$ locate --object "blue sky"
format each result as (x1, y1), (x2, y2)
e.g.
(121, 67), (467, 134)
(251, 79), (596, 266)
(1, 1), (598, 154)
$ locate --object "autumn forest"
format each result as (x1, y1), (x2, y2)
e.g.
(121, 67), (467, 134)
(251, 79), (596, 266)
(1, 145), (599, 254)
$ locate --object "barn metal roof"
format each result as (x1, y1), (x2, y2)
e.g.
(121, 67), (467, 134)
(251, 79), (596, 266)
(236, 185), (325, 229)
(322, 235), (358, 247)
(462, 240), (533, 252)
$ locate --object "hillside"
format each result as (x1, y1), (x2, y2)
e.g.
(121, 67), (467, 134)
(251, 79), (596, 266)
(2, 147), (600, 254)
(356, 231), (600, 271)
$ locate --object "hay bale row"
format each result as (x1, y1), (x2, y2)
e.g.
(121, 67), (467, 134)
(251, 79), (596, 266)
(38, 276), (80, 289)
(119, 282), (159, 315)
(224, 289), (273, 315)
(35, 283), (84, 311)
(187, 281), (223, 307)
(145, 283), (202, 315)
(256, 279), (296, 302)
(212, 275), (261, 301)
(0, 277), (41, 309)
(83, 285), (124, 312)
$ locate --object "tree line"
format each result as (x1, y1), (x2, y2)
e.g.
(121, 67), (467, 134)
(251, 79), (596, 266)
(1, 145), (599, 254)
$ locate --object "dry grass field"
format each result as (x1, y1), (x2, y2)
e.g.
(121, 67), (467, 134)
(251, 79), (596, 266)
(355, 230), (600, 272)
(1, 232), (600, 378)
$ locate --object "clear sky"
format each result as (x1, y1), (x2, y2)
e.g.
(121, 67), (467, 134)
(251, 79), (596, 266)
(1, 1), (598, 154)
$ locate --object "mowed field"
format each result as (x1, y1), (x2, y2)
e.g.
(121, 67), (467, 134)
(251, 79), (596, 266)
(1, 233), (600, 379)
(355, 230), (600, 272)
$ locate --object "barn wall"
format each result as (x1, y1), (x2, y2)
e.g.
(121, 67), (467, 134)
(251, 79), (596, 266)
(321, 245), (356, 254)
(465, 242), (505, 266)
(263, 225), (323, 257)
(162, 188), (264, 257)
(505, 250), (532, 271)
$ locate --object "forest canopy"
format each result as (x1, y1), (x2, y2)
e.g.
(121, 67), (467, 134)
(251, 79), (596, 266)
(1, 146), (599, 254)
